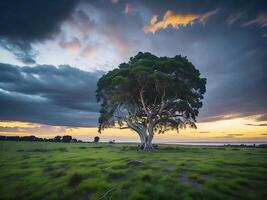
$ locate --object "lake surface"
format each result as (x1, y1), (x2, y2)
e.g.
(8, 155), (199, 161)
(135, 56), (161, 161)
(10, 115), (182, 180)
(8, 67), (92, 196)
(163, 142), (267, 146)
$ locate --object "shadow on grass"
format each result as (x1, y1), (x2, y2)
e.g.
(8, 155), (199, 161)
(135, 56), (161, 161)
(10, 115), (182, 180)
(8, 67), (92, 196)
(68, 173), (84, 187)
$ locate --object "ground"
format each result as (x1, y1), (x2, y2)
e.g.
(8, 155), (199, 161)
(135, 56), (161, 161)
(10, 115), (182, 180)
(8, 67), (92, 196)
(0, 141), (267, 200)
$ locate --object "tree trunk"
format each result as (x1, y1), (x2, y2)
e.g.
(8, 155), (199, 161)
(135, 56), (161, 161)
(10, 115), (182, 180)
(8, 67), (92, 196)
(127, 121), (154, 151)
(134, 127), (153, 151)
(140, 134), (153, 151)
(126, 120), (147, 150)
(138, 127), (148, 150)
(144, 137), (153, 151)
(138, 130), (145, 150)
(146, 118), (155, 151)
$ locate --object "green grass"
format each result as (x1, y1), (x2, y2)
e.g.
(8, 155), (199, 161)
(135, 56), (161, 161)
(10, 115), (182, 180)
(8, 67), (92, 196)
(0, 141), (267, 200)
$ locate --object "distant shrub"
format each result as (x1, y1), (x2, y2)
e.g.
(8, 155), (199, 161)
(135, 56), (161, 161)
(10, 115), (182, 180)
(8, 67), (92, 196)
(0, 135), (80, 143)
(94, 136), (100, 143)
(54, 136), (61, 142)
(258, 144), (267, 148)
(0, 136), (6, 140)
(62, 135), (72, 142)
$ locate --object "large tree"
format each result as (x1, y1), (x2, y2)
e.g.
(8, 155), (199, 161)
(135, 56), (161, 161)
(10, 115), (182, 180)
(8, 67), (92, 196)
(96, 52), (206, 150)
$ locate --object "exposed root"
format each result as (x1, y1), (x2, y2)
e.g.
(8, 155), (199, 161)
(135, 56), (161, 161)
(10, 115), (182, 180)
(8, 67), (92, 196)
(138, 143), (154, 151)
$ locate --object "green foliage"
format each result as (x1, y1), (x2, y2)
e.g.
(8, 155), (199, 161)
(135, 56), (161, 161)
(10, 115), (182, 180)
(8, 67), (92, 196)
(96, 52), (206, 134)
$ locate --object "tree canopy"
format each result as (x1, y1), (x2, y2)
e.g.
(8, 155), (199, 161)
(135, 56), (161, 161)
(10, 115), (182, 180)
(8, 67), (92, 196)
(96, 52), (206, 150)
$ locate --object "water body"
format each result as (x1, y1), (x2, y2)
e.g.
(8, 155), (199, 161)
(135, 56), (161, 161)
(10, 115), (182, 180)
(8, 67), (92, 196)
(163, 142), (267, 146)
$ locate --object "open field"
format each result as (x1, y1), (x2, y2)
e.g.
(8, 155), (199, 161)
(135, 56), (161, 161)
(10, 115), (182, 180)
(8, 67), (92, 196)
(0, 141), (267, 200)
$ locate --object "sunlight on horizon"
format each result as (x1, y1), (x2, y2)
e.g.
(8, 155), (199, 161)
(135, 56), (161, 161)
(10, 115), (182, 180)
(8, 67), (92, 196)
(1, 115), (266, 142)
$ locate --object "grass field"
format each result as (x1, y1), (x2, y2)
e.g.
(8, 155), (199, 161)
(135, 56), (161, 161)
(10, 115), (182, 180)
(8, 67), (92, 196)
(0, 141), (267, 200)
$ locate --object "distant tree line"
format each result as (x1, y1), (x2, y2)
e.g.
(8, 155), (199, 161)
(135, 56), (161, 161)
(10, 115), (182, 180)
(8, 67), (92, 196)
(0, 135), (104, 143)
(224, 144), (267, 148)
(0, 135), (82, 143)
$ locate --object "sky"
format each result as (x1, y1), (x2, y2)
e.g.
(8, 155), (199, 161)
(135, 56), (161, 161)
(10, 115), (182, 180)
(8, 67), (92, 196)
(0, 0), (267, 142)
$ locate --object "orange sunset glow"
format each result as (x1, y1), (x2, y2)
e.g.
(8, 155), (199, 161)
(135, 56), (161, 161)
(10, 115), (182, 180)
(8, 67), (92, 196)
(1, 115), (266, 143)
(143, 10), (218, 33)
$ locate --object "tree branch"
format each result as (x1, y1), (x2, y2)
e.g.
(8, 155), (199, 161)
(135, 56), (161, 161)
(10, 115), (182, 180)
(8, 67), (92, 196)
(158, 87), (166, 115)
(139, 87), (149, 116)
(157, 95), (179, 116)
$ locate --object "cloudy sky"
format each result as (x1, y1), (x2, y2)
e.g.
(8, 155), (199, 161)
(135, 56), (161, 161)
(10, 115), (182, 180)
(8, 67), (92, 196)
(0, 0), (267, 142)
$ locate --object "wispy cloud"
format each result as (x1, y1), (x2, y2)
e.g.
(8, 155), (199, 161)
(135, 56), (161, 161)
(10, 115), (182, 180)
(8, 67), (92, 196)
(59, 37), (81, 52)
(81, 45), (97, 57)
(216, 133), (244, 138)
(245, 123), (267, 127)
(0, 125), (67, 134)
(228, 134), (244, 136)
(198, 131), (210, 133)
(143, 9), (218, 33)
(244, 13), (267, 27)
(226, 12), (243, 25)
(199, 113), (243, 123)
(124, 3), (133, 15)
(110, 0), (119, 4)
(102, 26), (128, 57)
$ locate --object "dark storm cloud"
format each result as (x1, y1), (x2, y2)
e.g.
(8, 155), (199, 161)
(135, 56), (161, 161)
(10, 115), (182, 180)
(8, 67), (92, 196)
(0, 0), (79, 63)
(0, 63), (102, 127)
(87, 0), (267, 122)
(126, 0), (267, 122)
(0, 0), (267, 124)
(0, 40), (37, 64)
(85, 0), (267, 122)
